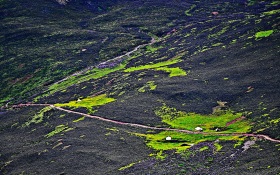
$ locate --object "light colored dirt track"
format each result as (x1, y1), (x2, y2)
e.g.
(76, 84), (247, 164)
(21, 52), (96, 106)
(9, 103), (280, 143)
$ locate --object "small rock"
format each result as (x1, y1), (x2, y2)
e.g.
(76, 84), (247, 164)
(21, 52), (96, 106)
(212, 11), (219, 16)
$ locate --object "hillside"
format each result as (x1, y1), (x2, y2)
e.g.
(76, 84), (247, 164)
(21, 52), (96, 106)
(1, 0), (280, 174)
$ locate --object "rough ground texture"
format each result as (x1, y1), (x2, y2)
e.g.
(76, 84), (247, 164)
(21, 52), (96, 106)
(1, 0), (280, 174)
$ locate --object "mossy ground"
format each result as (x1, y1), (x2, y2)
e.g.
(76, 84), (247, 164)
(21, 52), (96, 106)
(55, 94), (116, 113)
(137, 105), (250, 152)
(1, 0), (280, 174)
(156, 105), (251, 133)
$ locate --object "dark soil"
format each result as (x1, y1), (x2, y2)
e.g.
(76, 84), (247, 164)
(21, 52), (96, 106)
(1, 0), (280, 174)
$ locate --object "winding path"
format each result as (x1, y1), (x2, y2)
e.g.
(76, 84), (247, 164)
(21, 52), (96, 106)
(10, 103), (280, 143)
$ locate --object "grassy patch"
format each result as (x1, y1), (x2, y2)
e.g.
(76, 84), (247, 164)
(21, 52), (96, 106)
(124, 58), (181, 72)
(138, 81), (157, 92)
(155, 67), (188, 77)
(212, 43), (223, 47)
(262, 9), (280, 16)
(23, 106), (52, 127)
(199, 146), (209, 152)
(47, 63), (126, 96)
(271, 1), (280, 5)
(138, 131), (243, 152)
(137, 105), (251, 152)
(124, 56), (187, 77)
(214, 142), (223, 151)
(118, 162), (136, 171)
(73, 116), (85, 123)
(145, 45), (162, 53)
(208, 26), (229, 39)
(255, 30), (274, 38)
(185, 4), (196, 16)
(156, 105), (251, 133)
(149, 150), (167, 160)
(55, 94), (115, 113)
(45, 124), (74, 138)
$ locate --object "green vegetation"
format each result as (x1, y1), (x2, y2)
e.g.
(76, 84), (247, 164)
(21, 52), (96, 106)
(124, 57), (187, 77)
(248, 0), (257, 6)
(138, 81), (157, 92)
(185, 4), (196, 16)
(23, 106), (52, 127)
(208, 26), (229, 39)
(118, 162), (136, 171)
(149, 150), (167, 160)
(145, 45), (162, 53)
(45, 124), (74, 138)
(262, 9), (280, 16)
(73, 116), (85, 123)
(124, 58), (181, 72)
(55, 94), (116, 113)
(47, 64), (126, 96)
(155, 67), (188, 77)
(137, 131), (242, 152)
(136, 105), (251, 152)
(271, 1), (280, 5)
(212, 43), (223, 47)
(156, 105), (251, 133)
(199, 146), (209, 152)
(255, 30), (274, 38)
(214, 142), (223, 151)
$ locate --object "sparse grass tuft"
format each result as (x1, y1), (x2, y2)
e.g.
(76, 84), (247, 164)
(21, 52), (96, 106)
(45, 124), (74, 138)
(23, 106), (52, 127)
(262, 9), (280, 16)
(73, 116), (85, 123)
(138, 81), (157, 92)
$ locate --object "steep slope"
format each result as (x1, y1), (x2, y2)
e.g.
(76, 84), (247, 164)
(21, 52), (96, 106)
(1, 0), (280, 174)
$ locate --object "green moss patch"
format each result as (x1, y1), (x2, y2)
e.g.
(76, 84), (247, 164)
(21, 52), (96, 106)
(145, 45), (162, 53)
(124, 58), (180, 72)
(23, 106), (52, 127)
(185, 4), (196, 16)
(137, 131), (242, 152)
(255, 30), (274, 38)
(156, 105), (251, 133)
(73, 116), (85, 123)
(262, 9), (280, 16)
(124, 57), (187, 77)
(47, 64), (126, 96)
(155, 67), (188, 77)
(137, 105), (251, 152)
(55, 94), (116, 113)
(118, 162), (137, 171)
(138, 81), (157, 92)
(45, 124), (74, 138)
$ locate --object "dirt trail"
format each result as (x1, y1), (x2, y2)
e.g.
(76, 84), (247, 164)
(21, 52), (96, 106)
(51, 105), (280, 143)
(10, 103), (280, 143)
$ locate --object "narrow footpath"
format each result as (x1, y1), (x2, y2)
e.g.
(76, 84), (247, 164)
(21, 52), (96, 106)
(10, 103), (280, 143)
